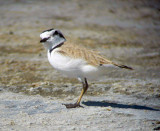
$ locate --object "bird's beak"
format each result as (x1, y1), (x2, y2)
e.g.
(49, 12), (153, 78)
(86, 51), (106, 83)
(40, 37), (49, 43)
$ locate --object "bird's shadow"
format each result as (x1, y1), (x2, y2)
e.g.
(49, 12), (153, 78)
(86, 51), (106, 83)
(82, 101), (160, 111)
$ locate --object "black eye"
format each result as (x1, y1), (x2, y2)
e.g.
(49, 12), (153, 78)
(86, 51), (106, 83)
(53, 30), (58, 36)
(52, 30), (65, 39)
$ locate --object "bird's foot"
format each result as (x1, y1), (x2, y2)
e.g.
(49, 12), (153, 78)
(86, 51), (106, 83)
(63, 103), (83, 108)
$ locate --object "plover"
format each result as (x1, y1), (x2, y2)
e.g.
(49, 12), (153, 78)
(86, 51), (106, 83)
(40, 28), (133, 108)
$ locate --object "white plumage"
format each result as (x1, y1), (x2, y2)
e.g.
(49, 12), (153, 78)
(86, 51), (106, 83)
(48, 48), (102, 80)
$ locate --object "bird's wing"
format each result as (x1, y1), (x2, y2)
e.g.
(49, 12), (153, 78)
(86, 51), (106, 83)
(57, 43), (113, 66)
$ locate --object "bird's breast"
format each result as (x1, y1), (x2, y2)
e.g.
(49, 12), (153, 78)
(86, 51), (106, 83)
(48, 50), (86, 72)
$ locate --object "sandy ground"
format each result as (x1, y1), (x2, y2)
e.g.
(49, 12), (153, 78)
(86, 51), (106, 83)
(0, 0), (160, 130)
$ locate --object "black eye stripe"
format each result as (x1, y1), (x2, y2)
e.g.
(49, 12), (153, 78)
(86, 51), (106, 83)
(40, 37), (50, 43)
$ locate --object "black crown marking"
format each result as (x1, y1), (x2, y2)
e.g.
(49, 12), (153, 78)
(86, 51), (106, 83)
(42, 28), (54, 33)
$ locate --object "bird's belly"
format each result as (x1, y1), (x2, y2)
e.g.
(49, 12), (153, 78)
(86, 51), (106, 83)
(47, 51), (102, 79)
(48, 52), (86, 78)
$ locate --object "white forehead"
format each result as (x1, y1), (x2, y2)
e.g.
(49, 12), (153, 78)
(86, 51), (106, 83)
(40, 30), (54, 39)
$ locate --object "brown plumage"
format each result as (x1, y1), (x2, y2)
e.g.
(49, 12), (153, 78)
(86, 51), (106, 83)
(57, 42), (133, 70)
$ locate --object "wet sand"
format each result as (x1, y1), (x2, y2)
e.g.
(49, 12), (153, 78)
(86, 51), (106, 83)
(0, 0), (160, 130)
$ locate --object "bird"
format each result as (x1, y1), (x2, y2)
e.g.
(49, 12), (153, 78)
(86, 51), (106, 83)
(40, 28), (133, 108)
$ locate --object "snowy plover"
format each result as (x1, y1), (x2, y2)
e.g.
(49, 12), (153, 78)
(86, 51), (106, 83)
(40, 28), (133, 108)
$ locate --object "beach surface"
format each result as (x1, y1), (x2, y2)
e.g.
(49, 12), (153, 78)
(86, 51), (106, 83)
(0, 0), (160, 130)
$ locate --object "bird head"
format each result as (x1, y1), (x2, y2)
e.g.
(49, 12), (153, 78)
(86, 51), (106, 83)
(40, 28), (66, 50)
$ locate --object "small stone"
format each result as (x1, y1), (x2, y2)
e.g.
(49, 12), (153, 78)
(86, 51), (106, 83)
(106, 108), (112, 111)
(9, 31), (14, 35)
(10, 120), (15, 126)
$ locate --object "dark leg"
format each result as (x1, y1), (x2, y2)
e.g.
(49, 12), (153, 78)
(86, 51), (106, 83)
(63, 78), (88, 108)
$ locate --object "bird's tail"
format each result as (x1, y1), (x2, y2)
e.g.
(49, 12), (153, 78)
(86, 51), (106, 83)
(113, 63), (133, 70)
